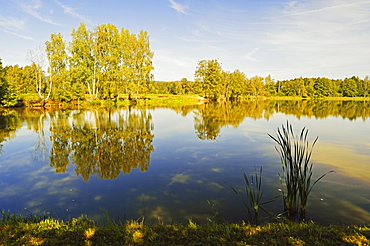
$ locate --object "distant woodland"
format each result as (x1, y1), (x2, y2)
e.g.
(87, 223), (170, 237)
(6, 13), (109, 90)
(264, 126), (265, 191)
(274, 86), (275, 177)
(0, 23), (369, 107)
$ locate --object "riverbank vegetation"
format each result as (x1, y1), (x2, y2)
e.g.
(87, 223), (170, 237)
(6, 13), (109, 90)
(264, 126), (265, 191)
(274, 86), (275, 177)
(1, 22), (370, 107)
(1, 211), (369, 245)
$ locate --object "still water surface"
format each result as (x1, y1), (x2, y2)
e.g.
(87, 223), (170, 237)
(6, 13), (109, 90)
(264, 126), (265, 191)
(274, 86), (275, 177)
(0, 100), (369, 225)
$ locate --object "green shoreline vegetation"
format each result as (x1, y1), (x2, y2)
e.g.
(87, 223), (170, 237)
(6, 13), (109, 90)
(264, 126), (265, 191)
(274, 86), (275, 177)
(1, 211), (369, 245)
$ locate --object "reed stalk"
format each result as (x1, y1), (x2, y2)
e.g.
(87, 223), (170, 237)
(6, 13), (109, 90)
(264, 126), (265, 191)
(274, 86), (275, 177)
(226, 166), (275, 224)
(268, 121), (333, 222)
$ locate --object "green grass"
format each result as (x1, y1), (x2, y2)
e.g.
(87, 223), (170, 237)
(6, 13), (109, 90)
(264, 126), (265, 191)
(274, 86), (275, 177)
(0, 213), (369, 245)
(19, 94), (205, 109)
(15, 94), (370, 109)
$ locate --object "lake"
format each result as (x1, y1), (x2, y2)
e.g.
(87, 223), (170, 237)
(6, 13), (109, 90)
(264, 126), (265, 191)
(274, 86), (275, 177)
(0, 100), (369, 225)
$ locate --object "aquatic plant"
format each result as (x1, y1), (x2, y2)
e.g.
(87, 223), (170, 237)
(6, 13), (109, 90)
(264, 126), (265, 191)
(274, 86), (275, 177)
(226, 166), (276, 224)
(268, 121), (333, 222)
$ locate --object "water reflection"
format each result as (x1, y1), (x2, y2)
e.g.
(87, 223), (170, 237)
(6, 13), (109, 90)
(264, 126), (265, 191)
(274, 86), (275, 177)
(1, 100), (370, 170)
(314, 142), (370, 182)
(271, 100), (370, 120)
(0, 109), (21, 154)
(15, 108), (155, 181)
(51, 109), (154, 181)
(0, 100), (369, 225)
(193, 101), (262, 140)
(192, 100), (370, 140)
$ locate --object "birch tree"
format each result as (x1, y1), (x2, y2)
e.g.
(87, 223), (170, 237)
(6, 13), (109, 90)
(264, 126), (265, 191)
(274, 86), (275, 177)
(69, 22), (95, 99)
(93, 23), (120, 99)
(27, 44), (49, 104)
(45, 33), (68, 101)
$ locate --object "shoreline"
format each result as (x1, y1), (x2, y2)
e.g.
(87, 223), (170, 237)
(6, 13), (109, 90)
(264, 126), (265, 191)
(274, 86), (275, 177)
(1, 215), (369, 245)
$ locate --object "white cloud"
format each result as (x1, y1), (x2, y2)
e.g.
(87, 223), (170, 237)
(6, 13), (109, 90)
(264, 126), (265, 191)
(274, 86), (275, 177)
(54, 0), (92, 25)
(0, 28), (34, 40)
(243, 48), (260, 62)
(17, 0), (59, 25)
(265, 0), (370, 79)
(174, 34), (218, 43)
(0, 15), (26, 31)
(0, 15), (34, 40)
(168, 0), (188, 15)
(155, 54), (194, 68)
(281, 0), (369, 17)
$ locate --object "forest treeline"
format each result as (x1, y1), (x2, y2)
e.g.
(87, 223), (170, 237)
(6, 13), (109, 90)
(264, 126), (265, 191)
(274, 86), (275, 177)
(0, 22), (153, 107)
(159, 59), (370, 100)
(0, 23), (369, 107)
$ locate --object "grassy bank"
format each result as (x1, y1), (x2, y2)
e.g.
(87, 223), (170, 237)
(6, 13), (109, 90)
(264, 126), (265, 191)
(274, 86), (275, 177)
(1, 214), (369, 245)
(19, 94), (205, 109)
(16, 94), (370, 109)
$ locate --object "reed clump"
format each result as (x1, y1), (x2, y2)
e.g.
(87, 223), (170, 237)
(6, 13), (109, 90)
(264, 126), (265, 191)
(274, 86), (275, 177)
(268, 121), (334, 222)
(226, 167), (277, 224)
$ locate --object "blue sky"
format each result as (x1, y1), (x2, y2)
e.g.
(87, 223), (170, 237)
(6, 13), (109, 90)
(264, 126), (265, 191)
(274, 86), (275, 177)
(0, 0), (369, 81)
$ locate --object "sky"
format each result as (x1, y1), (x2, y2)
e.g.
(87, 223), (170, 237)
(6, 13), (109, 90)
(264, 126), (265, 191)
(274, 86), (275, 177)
(0, 0), (369, 82)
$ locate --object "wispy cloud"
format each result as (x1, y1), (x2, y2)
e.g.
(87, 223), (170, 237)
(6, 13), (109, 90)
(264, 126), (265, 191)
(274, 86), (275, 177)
(174, 34), (218, 43)
(265, 0), (370, 78)
(54, 0), (92, 25)
(0, 28), (34, 40)
(17, 0), (59, 25)
(243, 48), (260, 62)
(0, 15), (34, 40)
(194, 21), (223, 37)
(168, 0), (188, 15)
(155, 53), (195, 68)
(0, 15), (26, 31)
(280, 0), (369, 17)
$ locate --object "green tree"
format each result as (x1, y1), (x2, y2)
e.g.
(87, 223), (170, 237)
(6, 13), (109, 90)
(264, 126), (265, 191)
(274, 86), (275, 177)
(220, 71), (231, 99)
(304, 78), (315, 97)
(363, 76), (370, 97)
(0, 59), (18, 107)
(263, 75), (277, 97)
(169, 81), (182, 94)
(352, 76), (368, 97)
(340, 77), (358, 97)
(4, 66), (22, 95)
(314, 77), (336, 97)
(247, 76), (264, 97)
(119, 28), (137, 99)
(279, 78), (306, 97)
(194, 59), (222, 99)
(45, 33), (68, 101)
(69, 22), (95, 100)
(123, 30), (154, 99)
(21, 65), (38, 94)
(180, 78), (191, 94)
(93, 23), (120, 99)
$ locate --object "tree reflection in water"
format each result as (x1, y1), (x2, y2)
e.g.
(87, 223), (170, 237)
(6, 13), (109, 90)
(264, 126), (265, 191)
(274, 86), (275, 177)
(1, 100), (369, 180)
(0, 109), (21, 154)
(46, 108), (154, 181)
(193, 100), (370, 140)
